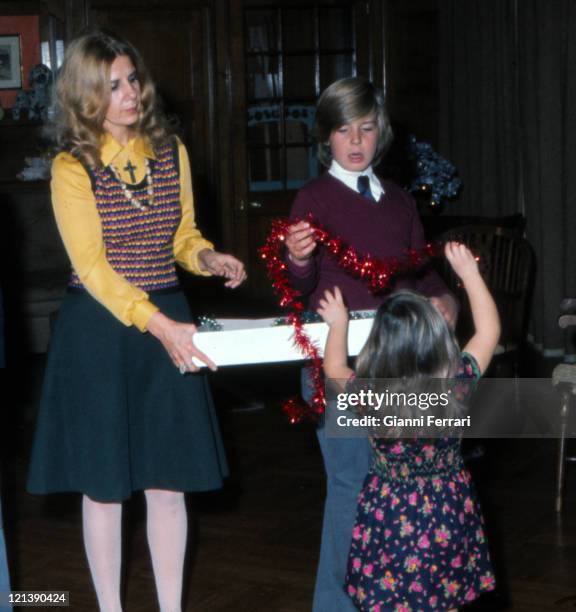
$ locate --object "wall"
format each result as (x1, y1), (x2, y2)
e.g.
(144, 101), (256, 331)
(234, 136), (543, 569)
(384, 0), (439, 146)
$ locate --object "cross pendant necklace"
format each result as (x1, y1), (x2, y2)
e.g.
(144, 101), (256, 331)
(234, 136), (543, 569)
(110, 158), (155, 211)
(124, 159), (137, 183)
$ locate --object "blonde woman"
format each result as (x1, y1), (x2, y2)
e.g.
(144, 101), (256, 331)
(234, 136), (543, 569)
(27, 29), (245, 611)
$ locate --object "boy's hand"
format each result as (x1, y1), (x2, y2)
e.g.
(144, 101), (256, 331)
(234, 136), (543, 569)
(430, 293), (458, 329)
(286, 221), (317, 266)
(317, 287), (348, 327)
(444, 241), (480, 282)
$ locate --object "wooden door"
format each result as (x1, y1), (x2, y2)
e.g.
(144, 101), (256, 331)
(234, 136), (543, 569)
(228, 0), (385, 304)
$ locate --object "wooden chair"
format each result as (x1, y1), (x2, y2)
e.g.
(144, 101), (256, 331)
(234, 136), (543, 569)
(438, 225), (535, 376)
(552, 298), (576, 512)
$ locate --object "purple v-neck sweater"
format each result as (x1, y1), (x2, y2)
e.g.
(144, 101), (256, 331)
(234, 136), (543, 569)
(287, 172), (449, 311)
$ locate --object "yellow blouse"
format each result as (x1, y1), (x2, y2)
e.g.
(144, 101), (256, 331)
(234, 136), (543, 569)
(51, 133), (214, 332)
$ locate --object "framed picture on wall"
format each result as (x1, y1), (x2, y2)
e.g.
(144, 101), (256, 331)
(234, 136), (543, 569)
(0, 35), (23, 89)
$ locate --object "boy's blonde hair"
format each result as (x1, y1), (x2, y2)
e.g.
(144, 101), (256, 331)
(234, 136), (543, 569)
(314, 76), (393, 168)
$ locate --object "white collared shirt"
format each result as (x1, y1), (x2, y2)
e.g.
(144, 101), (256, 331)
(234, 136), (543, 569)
(328, 159), (384, 201)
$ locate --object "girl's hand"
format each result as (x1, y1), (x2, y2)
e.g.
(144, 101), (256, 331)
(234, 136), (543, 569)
(286, 220), (317, 266)
(444, 241), (480, 282)
(199, 250), (247, 288)
(448, 240), (500, 375)
(318, 287), (352, 381)
(147, 312), (217, 373)
(317, 287), (348, 327)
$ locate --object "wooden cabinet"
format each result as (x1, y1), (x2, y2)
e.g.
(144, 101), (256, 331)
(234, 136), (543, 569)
(0, 118), (47, 181)
(0, 181), (69, 353)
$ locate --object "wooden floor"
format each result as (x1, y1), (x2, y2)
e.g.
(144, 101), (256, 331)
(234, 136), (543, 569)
(3, 358), (576, 611)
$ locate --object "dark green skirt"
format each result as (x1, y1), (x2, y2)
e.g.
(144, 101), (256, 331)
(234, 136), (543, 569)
(27, 290), (229, 502)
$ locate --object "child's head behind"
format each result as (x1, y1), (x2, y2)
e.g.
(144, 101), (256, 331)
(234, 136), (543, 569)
(315, 76), (393, 168)
(355, 291), (460, 380)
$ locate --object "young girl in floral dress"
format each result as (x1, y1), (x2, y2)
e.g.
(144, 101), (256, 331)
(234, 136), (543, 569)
(317, 242), (500, 611)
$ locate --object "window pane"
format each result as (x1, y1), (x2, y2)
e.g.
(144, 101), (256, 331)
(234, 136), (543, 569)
(319, 8), (353, 50)
(284, 54), (316, 98)
(249, 148), (283, 191)
(287, 146), (317, 188)
(243, 5), (357, 194)
(283, 8), (315, 52)
(285, 104), (315, 145)
(245, 9), (278, 52)
(246, 55), (280, 100)
(320, 54), (354, 90)
(247, 104), (281, 146)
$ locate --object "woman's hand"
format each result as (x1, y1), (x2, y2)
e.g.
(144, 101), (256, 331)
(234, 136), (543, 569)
(147, 312), (217, 373)
(199, 249), (247, 288)
(286, 220), (316, 266)
(317, 287), (348, 327)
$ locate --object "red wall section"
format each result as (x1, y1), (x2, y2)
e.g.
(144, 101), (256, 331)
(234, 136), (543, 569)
(0, 15), (41, 109)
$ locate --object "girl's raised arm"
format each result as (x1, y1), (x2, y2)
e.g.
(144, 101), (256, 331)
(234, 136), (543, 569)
(317, 287), (354, 386)
(444, 242), (501, 374)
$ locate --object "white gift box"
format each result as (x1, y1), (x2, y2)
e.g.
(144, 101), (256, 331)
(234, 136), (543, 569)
(192, 312), (375, 367)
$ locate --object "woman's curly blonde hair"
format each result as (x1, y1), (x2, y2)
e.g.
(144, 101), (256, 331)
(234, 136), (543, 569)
(49, 29), (172, 168)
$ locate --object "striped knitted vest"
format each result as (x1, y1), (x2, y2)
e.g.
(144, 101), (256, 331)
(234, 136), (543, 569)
(69, 140), (182, 292)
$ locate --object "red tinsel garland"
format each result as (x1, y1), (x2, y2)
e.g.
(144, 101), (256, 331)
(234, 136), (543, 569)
(259, 216), (439, 423)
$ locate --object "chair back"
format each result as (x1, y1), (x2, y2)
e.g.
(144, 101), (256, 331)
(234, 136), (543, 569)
(439, 225), (535, 349)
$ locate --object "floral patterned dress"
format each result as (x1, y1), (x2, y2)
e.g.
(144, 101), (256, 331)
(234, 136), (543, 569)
(345, 353), (495, 611)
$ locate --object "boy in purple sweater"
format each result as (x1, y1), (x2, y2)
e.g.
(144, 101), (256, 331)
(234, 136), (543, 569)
(286, 77), (457, 611)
